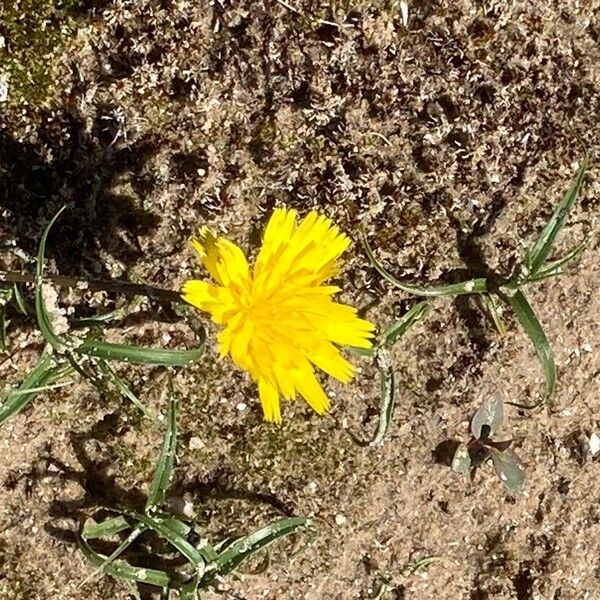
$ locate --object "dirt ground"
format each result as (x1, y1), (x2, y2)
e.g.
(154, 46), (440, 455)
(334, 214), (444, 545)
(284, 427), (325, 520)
(1, 1), (599, 598)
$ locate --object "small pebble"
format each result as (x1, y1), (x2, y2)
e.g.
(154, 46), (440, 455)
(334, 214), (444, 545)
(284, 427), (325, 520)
(335, 514), (347, 526)
(189, 436), (205, 450)
(306, 481), (318, 494)
(588, 432), (600, 457)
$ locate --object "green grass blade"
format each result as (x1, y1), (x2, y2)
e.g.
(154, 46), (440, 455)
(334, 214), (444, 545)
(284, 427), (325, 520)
(12, 284), (30, 316)
(526, 238), (588, 283)
(525, 152), (589, 275)
(211, 516), (310, 578)
(0, 304), (6, 352)
(0, 288), (13, 350)
(83, 516), (132, 539)
(380, 301), (429, 348)
(7, 381), (72, 397)
(0, 349), (58, 426)
(132, 512), (205, 567)
(362, 232), (487, 297)
(35, 207), (69, 352)
(79, 522), (148, 588)
(76, 339), (204, 366)
(71, 297), (144, 328)
(35, 206), (204, 367)
(146, 378), (177, 512)
(404, 555), (447, 576)
(501, 288), (556, 399)
(346, 346), (376, 358)
(97, 359), (150, 417)
(480, 294), (506, 336)
(78, 531), (171, 588)
(369, 358), (396, 446)
(179, 573), (201, 600)
(159, 518), (219, 563)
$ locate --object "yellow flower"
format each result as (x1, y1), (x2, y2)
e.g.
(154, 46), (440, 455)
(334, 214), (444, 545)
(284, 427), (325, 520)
(181, 208), (375, 423)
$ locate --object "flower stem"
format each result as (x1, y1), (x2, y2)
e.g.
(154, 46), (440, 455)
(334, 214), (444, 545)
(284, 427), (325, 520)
(0, 271), (183, 304)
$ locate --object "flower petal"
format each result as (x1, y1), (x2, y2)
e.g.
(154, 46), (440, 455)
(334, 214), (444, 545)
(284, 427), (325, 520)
(309, 341), (356, 383)
(181, 280), (238, 323)
(295, 363), (331, 415)
(258, 377), (282, 423)
(191, 227), (249, 286)
(190, 227), (223, 284)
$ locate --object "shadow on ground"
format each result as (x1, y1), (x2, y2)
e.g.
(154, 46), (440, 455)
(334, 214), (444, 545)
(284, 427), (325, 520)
(0, 109), (161, 279)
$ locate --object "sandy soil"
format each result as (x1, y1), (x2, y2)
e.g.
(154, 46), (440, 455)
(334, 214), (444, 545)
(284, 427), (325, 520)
(1, 1), (599, 599)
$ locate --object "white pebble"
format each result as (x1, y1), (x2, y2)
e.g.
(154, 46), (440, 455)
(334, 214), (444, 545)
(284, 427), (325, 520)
(188, 436), (205, 450)
(306, 481), (318, 494)
(335, 514), (347, 526)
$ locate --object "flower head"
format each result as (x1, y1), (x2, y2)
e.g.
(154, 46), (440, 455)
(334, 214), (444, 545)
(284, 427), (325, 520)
(182, 208), (375, 423)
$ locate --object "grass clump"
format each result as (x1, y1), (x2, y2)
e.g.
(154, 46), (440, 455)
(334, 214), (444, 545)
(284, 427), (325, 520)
(364, 152), (590, 407)
(78, 380), (310, 598)
(0, 206), (205, 427)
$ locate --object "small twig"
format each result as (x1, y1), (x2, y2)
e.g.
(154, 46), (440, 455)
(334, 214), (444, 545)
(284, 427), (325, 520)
(0, 271), (184, 304)
(275, 0), (301, 14)
(274, 0), (352, 29)
(367, 132), (393, 147)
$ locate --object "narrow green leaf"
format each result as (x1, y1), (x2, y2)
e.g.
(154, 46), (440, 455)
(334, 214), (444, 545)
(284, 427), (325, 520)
(490, 447), (525, 493)
(362, 232), (488, 297)
(480, 294), (506, 336)
(526, 152), (589, 275)
(501, 288), (556, 399)
(346, 345), (376, 358)
(146, 379), (177, 512)
(12, 284), (30, 316)
(132, 512), (205, 568)
(404, 555), (446, 576)
(83, 516), (132, 539)
(380, 301), (429, 348)
(77, 339), (204, 366)
(97, 359), (150, 417)
(71, 297), (144, 328)
(526, 238), (588, 283)
(0, 305), (6, 352)
(35, 207), (204, 367)
(0, 288), (13, 350)
(369, 357), (396, 446)
(0, 349), (61, 426)
(79, 522), (148, 588)
(211, 516), (309, 579)
(35, 207), (69, 352)
(6, 381), (72, 397)
(78, 531), (171, 588)
(179, 574), (201, 600)
(160, 518), (218, 563)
